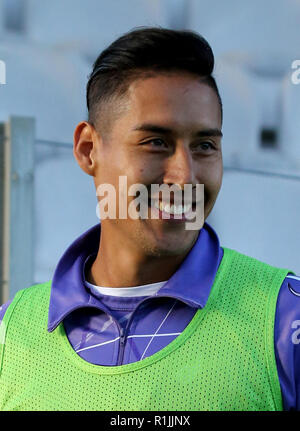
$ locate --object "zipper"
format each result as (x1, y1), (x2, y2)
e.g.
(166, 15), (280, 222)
(117, 327), (126, 365)
(115, 297), (153, 366)
(115, 294), (181, 366)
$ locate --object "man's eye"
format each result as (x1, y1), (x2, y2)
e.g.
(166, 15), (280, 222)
(195, 141), (214, 151)
(145, 138), (167, 148)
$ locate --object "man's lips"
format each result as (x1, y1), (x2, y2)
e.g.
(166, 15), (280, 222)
(148, 202), (195, 222)
(143, 198), (199, 223)
(147, 199), (200, 213)
(147, 198), (199, 206)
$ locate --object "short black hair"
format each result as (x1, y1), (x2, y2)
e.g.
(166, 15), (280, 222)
(87, 27), (222, 128)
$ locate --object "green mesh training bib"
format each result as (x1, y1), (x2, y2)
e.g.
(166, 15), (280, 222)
(0, 247), (293, 411)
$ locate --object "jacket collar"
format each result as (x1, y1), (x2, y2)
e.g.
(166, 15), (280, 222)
(48, 222), (223, 332)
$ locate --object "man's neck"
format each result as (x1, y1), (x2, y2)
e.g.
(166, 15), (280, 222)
(86, 229), (195, 288)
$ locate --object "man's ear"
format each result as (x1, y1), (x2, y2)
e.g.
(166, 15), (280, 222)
(73, 121), (100, 176)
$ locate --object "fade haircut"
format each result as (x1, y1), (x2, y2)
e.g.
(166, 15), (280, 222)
(86, 27), (222, 130)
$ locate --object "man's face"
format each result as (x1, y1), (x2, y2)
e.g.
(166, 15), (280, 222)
(92, 73), (223, 257)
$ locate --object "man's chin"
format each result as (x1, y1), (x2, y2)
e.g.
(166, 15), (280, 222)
(141, 232), (200, 258)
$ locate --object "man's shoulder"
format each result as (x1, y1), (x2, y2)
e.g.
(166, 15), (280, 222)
(222, 246), (294, 272)
(221, 247), (295, 291)
(11, 280), (52, 302)
(280, 274), (300, 297)
(0, 281), (52, 323)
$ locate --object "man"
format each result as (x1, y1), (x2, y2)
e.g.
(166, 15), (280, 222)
(0, 27), (299, 411)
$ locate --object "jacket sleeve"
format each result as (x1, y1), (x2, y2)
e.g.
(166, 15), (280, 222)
(0, 300), (13, 324)
(274, 274), (300, 410)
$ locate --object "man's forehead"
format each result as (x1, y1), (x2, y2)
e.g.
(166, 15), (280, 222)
(123, 78), (222, 131)
(125, 74), (221, 116)
(127, 72), (214, 99)
(97, 72), (222, 137)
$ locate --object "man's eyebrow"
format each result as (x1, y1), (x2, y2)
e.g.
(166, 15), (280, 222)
(132, 124), (173, 134)
(132, 123), (223, 138)
(195, 128), (223, 138)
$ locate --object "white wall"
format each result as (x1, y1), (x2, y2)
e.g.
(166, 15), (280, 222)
(34, 143), (97, 282)
(281, 71), (300, 168)
(25, 0), (170, 57)
(0, 40), (89, 142)
(207, 170), (300, 274)
(189, 0), (300, 59)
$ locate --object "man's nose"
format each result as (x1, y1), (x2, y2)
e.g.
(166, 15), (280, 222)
(163, 146), (196, 188)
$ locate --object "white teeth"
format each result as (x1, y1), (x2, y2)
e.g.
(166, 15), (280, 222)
(155, 201), (192, 214)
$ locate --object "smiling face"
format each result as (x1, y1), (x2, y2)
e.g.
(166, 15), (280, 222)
(89, 72), (223, 258)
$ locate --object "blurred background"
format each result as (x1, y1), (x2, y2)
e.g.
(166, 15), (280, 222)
(0, 0), (300, 301)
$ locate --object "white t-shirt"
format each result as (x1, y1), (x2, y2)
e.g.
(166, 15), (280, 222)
(85, 279), (167, 297)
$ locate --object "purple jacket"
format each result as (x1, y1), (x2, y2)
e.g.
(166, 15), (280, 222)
(0, 222), (300, 410)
